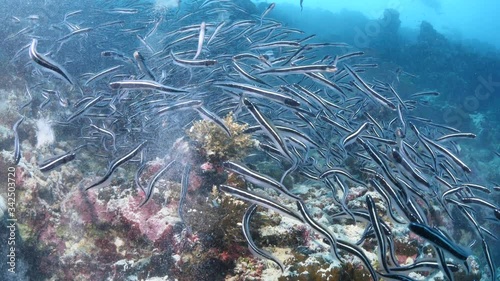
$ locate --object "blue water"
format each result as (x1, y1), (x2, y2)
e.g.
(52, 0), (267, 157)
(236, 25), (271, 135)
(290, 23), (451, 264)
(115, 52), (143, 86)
(257, 0), (500, 50)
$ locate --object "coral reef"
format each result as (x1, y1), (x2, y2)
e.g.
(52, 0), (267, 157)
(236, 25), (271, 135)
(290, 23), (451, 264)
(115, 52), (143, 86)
(0, 1), (499, 280)
(0, 112), (262, 280)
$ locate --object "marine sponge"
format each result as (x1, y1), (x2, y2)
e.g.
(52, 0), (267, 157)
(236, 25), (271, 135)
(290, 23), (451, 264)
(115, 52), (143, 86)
(35, 118), (55, 149)
(186, 112), (254, 163)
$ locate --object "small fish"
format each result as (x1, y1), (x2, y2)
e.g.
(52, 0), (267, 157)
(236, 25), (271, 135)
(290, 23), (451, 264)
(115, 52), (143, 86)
(64, 10), (83, 20)
(106, 8), (139, 14)
(242, 204), (284, 272)
(39, 151), (76, 172)
(38, 144), (86, 172)
(193, 22), (206, 60)
(67, 96), (103, 122)
(408, 222), (471, 261)
(29, 39), (73, 85)
(342, 122), (371, 148)
(232, 61), (270, 86)
(216, 82), (300, 107)
(337, 51), (364, 62)
(109, 80), (188, 94)
(435, 247), (455, 281)
(87, 141), (147, 190)
(320, 167), (365, 186)
(260, 3), (276, 25)
(57, 27), (93, 43)
(89, 124), (116, 151)
(178, 164), (191, 230)
(207, 21), (225, 46)
(223, 161), (300, 201)
(18, 84), (33, 111)
(436, 133), (476, 142)
(250, 40), (300, 50)
(139, 160), (176, 207)
(157, 100), (203, 114)
(12, 117), (24, 165)
(296, 200), (342, 262)
(84, 65), (123, 86)
(336, 239), (379, 281)
(357, 138), (397, 184)
(369, 175), (413, 224)
(243, 98), (294, 162)
(344, 64), (396, 111)
(460, 197), (498, 210)
(390, 148), (430, 188)
(194, 106), (231, 136)
(410, 90), (440, 98)
(218, 184), (303, 222)
(170, 50), (217, 67)
(333, 175), (356, 221)
(416, 125), (472, 173)
(366, 195), (391, 274)
(133, 51), (156, 80)
(144, 16), (163, 40)
(408, 122), (438, 171)
(134, 163), (147, 194)
(389, 259), (459, 273)
(101, 50), (134, 64)
(136, 35), (154, 53)
(257, 64), (337, 76)
(480, 238), (496, 281)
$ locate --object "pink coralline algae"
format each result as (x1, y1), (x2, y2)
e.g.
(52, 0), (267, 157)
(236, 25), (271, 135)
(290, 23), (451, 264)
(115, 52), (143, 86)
(79, 188), (177, 243)
(200, 161), (215, 172)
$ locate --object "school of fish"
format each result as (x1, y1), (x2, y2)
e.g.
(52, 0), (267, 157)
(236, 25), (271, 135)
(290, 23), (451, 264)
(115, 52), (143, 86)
(7, 0), (499, 280)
